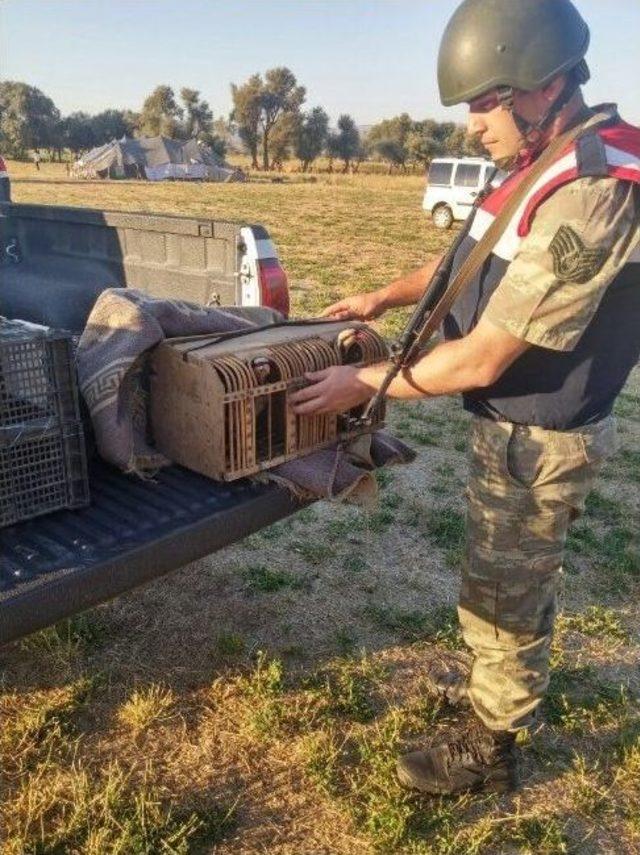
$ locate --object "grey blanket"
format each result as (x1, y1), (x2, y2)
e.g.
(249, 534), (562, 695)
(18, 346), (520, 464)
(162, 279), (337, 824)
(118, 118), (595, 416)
(77, 289), (414, 503)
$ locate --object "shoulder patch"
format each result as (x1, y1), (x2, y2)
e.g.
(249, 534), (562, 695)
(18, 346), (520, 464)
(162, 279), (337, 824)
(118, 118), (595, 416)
(575, 131), (608, 177)
(549, 225), (609, 283)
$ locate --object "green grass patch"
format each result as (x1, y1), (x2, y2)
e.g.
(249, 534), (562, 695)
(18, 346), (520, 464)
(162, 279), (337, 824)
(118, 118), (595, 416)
(238, 651), (286, 737)
(343, 554), (367, 573)
(374, 468), (394, 489)
(566, 522), (601, 556)
(584, 490), (623, 524)
(244, 564), (301, 593)
(334, 628), (357, 654)
(404, 426), (441, 446)
(381, 491), (403, 511)
(545, 664), (630, 734)
(326, 513), (365, 539)
(3, 759), (236, 855)
(567, 755), (610, 818)
(365, 605), (431, 639)
(500, 815), (569, 854)
(427, 605), (465, 650)
(294, 541), (335, 564)
(366, 604), (463, 649)
(614, 392), (640, 420)
(453, 437), (468, 453)
(425, 507), (466, 552)
(595, 528), (640, 595)
(19, 612), (108, 660)
(567, 519), (640, 596)
(311, 657), (384, 724)
(216, 632), (246, 656)
(365, 507), (396, 532)
(294, 507), (318, 524)
(619, 449), (640, 482)
(561, 606), (628, 642)
(258, 521), (288, 541)
(301, 730), (343, 797)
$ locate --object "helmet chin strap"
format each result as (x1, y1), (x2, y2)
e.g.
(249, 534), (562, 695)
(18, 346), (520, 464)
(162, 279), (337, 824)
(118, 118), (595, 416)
(494, 76), (582, 170)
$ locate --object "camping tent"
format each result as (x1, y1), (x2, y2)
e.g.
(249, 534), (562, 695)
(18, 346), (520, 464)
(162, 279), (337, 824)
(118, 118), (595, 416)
(73, 136), (243, 182)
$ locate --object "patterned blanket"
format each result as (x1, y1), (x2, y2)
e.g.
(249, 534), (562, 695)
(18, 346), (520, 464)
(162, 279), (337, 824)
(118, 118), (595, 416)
(76, 289), (414, 503)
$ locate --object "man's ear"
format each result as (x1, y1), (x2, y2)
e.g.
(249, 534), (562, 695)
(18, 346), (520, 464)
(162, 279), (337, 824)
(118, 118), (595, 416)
(542, 75), (567, 103)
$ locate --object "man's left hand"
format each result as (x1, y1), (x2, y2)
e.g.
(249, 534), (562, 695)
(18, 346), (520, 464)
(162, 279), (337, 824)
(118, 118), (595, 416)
(289, 366), (375, 415)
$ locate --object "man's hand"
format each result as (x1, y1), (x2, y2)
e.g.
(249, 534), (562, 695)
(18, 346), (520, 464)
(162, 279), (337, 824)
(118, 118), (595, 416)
(289, 366), (376, 415)
(321, 292), (387, 321)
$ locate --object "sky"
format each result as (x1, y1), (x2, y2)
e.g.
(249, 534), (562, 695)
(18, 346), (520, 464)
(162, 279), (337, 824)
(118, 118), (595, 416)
(0, 0), (637, 127)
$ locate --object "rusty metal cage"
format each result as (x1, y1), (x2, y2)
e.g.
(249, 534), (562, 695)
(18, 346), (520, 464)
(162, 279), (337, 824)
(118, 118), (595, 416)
(150, 322), (388, 481)
(0, 318), (89, 527)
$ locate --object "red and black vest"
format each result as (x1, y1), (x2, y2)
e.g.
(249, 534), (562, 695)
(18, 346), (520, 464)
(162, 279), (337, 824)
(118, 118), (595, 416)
(444, 109), (640, 429)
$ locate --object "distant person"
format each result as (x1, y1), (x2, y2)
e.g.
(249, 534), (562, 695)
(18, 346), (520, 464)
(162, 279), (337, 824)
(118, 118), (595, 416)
(33, 151), (41, 171)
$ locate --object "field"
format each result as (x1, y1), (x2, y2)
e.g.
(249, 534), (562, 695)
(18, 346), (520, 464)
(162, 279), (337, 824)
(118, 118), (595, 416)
(2, 163), (640, 855)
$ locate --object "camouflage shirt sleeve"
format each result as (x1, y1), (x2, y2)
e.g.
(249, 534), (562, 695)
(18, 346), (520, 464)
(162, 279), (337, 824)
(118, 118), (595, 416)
(482, 177), (640, 351)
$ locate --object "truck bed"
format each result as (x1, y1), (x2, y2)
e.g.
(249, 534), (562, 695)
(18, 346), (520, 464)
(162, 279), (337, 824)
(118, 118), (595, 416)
(0, 461), (300, 645)
(0, 193), (301, 646)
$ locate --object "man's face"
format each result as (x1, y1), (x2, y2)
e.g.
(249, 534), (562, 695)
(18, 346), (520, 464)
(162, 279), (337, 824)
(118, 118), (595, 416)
(466, 90), (525, 164)
(466, 81), (565, 166)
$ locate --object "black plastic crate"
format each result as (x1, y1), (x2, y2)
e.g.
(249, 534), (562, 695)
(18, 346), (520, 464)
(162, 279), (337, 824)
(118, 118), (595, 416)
(0, 318), (90, 527)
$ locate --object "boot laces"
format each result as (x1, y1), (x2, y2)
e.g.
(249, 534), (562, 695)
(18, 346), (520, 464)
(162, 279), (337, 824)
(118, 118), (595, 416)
(444, 734), (489, 770)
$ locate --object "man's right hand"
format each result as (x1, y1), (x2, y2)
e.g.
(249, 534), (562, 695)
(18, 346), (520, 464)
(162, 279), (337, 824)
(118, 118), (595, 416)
(321, 291), (387, 321)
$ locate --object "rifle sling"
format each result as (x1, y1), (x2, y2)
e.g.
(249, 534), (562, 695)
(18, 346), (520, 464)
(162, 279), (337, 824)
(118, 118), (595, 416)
(407, 120), (595, 361)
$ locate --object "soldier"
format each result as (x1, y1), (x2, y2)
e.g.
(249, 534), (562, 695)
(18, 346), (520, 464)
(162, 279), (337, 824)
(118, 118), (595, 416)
(290, 0), (640, 795)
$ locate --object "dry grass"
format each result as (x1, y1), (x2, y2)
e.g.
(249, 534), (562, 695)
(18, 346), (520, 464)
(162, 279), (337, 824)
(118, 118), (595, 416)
(118, 684), (177, 734)
(1, 166), (639, 854)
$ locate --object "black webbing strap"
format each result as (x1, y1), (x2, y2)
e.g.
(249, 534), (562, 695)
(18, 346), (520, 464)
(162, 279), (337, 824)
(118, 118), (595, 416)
(575, 131), (609, 177)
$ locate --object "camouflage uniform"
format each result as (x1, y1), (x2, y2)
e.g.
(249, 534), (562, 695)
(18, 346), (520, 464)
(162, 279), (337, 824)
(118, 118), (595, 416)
(459, 169), (640, 732)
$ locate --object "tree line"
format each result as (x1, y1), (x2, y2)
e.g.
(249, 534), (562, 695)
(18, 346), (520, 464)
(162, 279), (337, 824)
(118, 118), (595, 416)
(0, 81), (227, 160)
(0, 68), (485, 171)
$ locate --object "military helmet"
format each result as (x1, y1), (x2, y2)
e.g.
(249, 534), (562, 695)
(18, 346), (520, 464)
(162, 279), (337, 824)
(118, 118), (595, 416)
(438, 0), (590, 106)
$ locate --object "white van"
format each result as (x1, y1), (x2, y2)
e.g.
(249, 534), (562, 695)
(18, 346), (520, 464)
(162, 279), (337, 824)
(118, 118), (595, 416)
(422, 157), (506, 229)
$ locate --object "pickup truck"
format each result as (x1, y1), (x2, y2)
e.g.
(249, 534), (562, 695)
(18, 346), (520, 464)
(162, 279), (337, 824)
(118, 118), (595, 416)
(0, 171), (304, 646)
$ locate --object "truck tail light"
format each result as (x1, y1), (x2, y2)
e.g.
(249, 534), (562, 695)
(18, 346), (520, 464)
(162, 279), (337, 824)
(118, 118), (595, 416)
(258, 259), (290, 318)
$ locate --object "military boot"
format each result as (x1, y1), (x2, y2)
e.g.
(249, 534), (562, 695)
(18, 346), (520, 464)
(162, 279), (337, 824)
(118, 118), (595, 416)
(396, 723), (519, 795)
(424, 661), (470, 709)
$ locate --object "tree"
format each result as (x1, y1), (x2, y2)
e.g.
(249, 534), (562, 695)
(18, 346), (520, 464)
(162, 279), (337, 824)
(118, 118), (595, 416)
(367, 113), (413, 171)
(231, 74), (263, 169)
(91, 109), (137, 145)
(0, 81), (60, 158)
(211, 116), (238, 153)
(328, 114), (361, 173)
(63, 112), (96, 156)
(269, 112), (300, 171)
(444, 125), (487, 157)
(325, 130), (340, 173)
(258, 67), (305, 170)
(198, 130), (227, 161)
(138, 85), (183, 137)
(352, 138), (369, 174)
(180, 88), (213, 140)
(231, 67), (305, 170)
(294, 106), (329, 171)
(374, 139), (408, 173)
(406, 125), (443, 169)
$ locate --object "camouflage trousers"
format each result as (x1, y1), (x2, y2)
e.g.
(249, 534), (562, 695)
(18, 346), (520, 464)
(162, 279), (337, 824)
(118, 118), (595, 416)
(459, 415), (618, 732)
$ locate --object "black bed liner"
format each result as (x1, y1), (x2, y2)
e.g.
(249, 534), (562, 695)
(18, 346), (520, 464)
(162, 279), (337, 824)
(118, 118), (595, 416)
(0, 461), (301, 645)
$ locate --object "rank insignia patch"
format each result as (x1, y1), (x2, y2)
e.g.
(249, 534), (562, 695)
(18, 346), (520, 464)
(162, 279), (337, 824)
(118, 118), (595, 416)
(549, 225), (609, 283)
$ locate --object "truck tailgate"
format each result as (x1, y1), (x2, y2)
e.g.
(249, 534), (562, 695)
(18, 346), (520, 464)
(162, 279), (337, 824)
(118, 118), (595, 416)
(0, 461), (301, 645)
